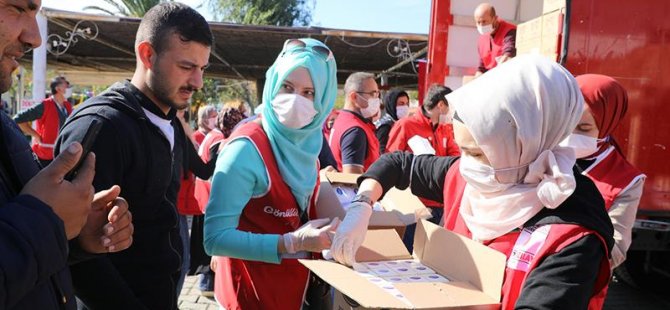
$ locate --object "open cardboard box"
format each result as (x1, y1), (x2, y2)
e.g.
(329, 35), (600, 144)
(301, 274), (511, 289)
(301, 220), (507, 309)
(316, 171), (430, 237)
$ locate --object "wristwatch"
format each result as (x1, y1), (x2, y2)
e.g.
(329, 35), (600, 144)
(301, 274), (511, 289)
(352, 193), (374, 207)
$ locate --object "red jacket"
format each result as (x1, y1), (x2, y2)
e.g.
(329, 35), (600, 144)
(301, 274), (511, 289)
(214, 122), (318, 310)
(442, 160), (611, 309)
(386, 110), (460, 157)
(583, 147), (645, 210)
(328, 110), (379, 171)
(478, 19), (516, 72)
(32, 97), (72, 160)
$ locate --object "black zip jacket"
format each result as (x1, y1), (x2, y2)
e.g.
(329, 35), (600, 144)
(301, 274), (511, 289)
(55, 81), (214, 310)
(360, 152), (615, 310)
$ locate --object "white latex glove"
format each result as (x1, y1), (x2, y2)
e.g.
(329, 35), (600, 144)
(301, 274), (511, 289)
(330, 202), (373, 266)
(284, 218), (340, 253)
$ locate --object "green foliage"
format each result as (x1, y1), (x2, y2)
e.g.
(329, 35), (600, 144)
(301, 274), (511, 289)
(84, 0), (172, 17)
(208, 0), (313, 26)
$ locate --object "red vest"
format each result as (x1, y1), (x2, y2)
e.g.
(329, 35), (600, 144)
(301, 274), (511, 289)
(583, 147), (645, 210)
(194, 129), (225, 214)
(214, 122), (318, 310)
(32, 97), (72, 160)
(386, 111), (459, 207)
(177, 172), (201, 215)
(478, 19), (516, 71)
(328, 110), (380, 171)
(442, 160), (611, 309)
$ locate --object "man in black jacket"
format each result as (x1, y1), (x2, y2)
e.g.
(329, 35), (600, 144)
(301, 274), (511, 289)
(0, 1), (133, 309)
(55, 3), (214, 309)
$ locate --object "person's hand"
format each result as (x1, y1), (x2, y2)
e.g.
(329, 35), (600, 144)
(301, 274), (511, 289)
(283, 218), (340, 253)
(330, 202), (373, 266)
(321, 165), (337, 173)
(20, 142), (95, 240)
(78, 185), (134, 253)
(33, 134), (42, 145)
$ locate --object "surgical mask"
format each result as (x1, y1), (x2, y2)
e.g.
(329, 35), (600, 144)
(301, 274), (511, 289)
(396, 106), (410, 119)
(559, 134), (599, 158)
(459, 155), (527, 193)
(439, 113), (451, 124)
(477, 24), (494, 35)
(359, 95), (381, 119)
(64, 88), (73, 98)
(271, 93), (317, 129)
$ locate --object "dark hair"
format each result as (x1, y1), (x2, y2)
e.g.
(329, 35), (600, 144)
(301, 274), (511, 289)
(50, 77), (68, 95)
(135, 2), (213, 55)
(424, 84), (452, 110)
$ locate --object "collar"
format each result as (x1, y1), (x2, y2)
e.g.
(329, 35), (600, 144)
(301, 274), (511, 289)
(125, 81), (176, 120)
(342, 109), (372, 124)
(419, 106), (438, 130)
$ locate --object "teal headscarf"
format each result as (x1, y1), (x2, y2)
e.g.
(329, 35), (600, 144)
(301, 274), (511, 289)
(261, 38), (338, 210)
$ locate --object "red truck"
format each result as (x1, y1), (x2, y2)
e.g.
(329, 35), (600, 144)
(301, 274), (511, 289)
(421, 0), (670, 288)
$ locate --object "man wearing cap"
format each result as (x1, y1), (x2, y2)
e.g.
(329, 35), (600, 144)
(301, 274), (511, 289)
(14, 76), (73, 166)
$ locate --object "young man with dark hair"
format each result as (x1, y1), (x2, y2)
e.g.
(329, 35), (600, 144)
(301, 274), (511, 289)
(55, 3), (214, 309)
(14, 76), (73, 166)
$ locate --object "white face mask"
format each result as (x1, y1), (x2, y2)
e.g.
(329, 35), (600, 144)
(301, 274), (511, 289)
(438, 113), (451, 124)
(459, 155), (528, 194)
(64, 88), (73, 98)
(559, 134), (599, 158)
(271, 93), (317, 129)
(396, 105), (410, 119)
(477, 24), (494, 35)
(359, 95), (381, 119)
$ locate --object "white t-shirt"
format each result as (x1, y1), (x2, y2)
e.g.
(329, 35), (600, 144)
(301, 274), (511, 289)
(142, 108), (174, 150)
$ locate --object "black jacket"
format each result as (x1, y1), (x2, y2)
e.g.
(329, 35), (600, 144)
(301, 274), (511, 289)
(0, 112), (75, 309)
(361, 152), (615, 310)
(55, 81), (214, 310)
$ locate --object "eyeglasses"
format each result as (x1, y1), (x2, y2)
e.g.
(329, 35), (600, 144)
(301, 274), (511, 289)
(356, 90), (380, 98)
(281, 39), (334, 62)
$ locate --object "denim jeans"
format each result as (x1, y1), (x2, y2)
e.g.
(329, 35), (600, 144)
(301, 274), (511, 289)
(176, 215), (191, 295)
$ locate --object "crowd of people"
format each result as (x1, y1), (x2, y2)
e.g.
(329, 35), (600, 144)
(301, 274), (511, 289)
(0, 1), (646, 310)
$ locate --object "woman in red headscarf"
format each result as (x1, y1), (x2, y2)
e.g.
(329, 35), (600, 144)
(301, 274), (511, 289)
(561, 74), (646, 269)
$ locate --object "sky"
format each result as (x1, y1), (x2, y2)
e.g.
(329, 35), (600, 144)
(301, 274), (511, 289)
(41, 0), (431, 34)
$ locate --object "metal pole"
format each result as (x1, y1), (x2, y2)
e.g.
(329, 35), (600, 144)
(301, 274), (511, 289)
(32, 11), (48, 102)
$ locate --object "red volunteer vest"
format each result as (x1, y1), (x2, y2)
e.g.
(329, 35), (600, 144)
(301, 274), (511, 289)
(177, 171), (201, 215)
(387, 111), (459, 207)
(194, 129), (225, 214)
(32, 97), (72, 160)
(442, 160), (611, 309)
(214, 122), (318, 310)
(478, 19), (516, 71)
(329, 110), (380, 171)
(583, 148), (644, 210)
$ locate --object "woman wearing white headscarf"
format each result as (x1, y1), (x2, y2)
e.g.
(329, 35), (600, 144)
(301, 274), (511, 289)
(330, 55), (615, 309)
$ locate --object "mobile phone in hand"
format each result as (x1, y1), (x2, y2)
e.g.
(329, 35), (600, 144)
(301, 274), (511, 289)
(64, 119), (102, 181)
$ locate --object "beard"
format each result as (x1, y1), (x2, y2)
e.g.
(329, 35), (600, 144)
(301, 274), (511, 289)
(147, 62), (193, 111)
(0, 58), (15, 93)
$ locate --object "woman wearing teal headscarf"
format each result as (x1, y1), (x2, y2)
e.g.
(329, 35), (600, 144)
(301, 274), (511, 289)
(204, 38), (339, 309)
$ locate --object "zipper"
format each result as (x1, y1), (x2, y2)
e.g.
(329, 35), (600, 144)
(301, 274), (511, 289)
(50, 275), (68, 309)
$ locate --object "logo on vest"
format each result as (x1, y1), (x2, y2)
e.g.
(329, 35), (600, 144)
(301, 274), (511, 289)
(507, 225), (551, 272)
(263, 206), (299, 218)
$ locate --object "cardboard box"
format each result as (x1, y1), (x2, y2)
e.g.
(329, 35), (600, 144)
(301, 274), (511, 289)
(316, 171), (430, 237)
(543, 0), (565, 14)
(540, 10), (564, 59)
(515, 16), (543, 56)
(301, 220), (507, 309)
(462, 75), (476, 85)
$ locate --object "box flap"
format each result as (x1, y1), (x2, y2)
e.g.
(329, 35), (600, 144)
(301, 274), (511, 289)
(381, 188), (430, 225)
(300, 259), (411, 309)
(414, 220), (507, 302)
(324, 171), (360, 185)
(315, 177), (347, 220)
(355, 229), (412, 262)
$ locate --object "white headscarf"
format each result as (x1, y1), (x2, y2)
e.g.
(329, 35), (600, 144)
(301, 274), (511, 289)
(446, 55), (584, 241)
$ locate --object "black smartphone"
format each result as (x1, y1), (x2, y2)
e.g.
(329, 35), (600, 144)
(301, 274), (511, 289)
(64, 119), (102, 181)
